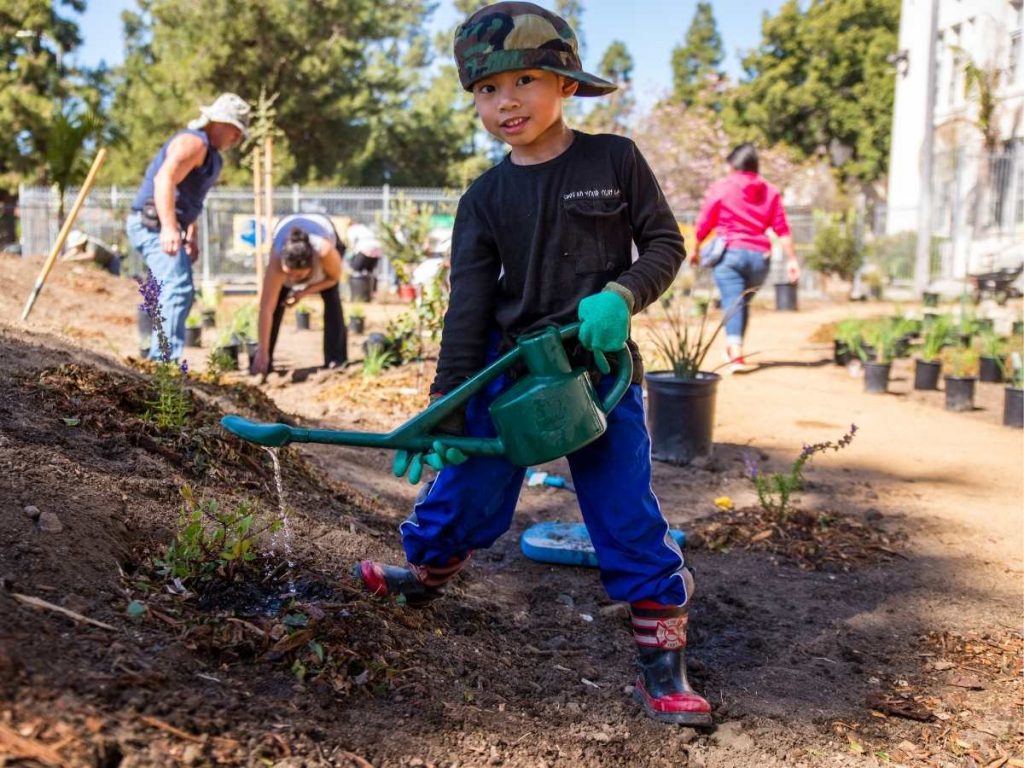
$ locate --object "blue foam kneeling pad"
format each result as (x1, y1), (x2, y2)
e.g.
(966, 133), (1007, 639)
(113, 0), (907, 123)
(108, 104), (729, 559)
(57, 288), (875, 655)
(520, 521), (686, 568)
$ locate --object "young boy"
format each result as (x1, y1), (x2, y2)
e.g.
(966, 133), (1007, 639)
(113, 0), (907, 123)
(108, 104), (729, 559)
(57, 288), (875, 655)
(356, 1), (711, 727)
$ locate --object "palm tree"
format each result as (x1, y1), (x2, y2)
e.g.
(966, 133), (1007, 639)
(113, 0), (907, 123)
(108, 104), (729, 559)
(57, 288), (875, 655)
(43, 105), (104, 225)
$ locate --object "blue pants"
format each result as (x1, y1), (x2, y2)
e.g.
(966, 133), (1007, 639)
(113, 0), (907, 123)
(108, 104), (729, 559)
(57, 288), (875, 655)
(400, 375), (689, 606)
(713, 247), (770, 344)
(126, 212), (194, 361)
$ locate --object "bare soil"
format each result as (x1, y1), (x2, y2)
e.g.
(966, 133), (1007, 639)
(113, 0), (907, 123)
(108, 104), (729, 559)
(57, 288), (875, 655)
(1, 253), (1021, 767)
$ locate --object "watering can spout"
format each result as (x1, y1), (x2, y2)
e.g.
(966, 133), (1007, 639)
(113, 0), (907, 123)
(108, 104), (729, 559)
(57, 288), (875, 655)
(221, 415), (294, 447)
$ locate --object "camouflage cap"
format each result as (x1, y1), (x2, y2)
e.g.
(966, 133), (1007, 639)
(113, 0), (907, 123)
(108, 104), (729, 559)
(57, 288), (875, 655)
(454, 2), (616, 97)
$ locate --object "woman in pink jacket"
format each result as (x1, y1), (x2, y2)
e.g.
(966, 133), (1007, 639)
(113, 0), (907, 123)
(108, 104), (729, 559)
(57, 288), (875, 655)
(695, 144), (800, 368)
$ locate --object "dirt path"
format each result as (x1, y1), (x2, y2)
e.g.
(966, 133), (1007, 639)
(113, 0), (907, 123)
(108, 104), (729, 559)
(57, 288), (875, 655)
(1, 254), (1021, 767)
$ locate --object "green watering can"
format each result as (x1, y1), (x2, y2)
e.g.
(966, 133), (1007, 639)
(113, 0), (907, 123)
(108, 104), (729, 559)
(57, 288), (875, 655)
(220, 322), (632, 467)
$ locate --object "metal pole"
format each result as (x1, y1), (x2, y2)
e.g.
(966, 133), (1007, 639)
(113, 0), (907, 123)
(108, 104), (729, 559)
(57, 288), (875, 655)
(292, 183), (299, 212)
(201, 203), (211, 285)
(263, 136), (274, 302)
(21, 148), (107, 320)
(913, 0), (940, 295)
(253, 145), (263, 301)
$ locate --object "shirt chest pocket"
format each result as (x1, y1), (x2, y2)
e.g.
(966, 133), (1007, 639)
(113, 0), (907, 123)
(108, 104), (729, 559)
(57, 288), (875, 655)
(562, 199), (630, 275)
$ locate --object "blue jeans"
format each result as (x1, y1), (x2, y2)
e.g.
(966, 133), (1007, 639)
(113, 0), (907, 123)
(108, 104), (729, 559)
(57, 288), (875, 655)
(126, 212), (194, 360)
(399, 375), (690, 606)
(713, 247), (770, 344)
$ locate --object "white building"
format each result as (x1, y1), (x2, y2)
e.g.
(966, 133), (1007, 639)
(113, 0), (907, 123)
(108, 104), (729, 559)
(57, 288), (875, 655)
(886, 0), (1023, 280)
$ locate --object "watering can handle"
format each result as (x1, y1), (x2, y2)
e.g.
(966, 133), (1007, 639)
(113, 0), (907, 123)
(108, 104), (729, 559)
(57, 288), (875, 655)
(557, 322), (634, 415)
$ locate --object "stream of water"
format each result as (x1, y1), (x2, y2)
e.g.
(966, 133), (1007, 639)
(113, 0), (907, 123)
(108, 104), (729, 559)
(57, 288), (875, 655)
(264, 447), (296, 596)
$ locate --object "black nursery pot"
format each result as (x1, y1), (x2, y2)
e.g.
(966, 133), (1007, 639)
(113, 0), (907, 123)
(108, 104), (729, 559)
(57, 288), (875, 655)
(201, 308), (217, 328)
(913, 359), (942, 390)
(349, 274), (374, 303)
(1004, 387), (1024, 428)
(944, 376), (976, 412)
(834, 340), (851, 366)
(923, 291), (940, 308)
(215, 344), (240, 371)
(184, 326), (202, 348)
(863, 361), (891, 394)
(245, 340), (259, 367)
(979, 356), (1004, 383)
(348, 316), (365, 334)
(296, 311), (311, 331)
(645, 372), (720, 466)
(774, 282), (798, 311)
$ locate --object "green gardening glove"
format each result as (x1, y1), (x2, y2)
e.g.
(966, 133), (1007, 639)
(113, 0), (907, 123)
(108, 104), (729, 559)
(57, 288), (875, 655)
(392, 441), (468, 484)
(577, 290), (629, 374)
(391, 393), (468, 484)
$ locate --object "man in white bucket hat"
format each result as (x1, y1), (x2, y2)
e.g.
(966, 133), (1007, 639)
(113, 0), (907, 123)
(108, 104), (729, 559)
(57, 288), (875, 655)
(126, 92), (249, 359)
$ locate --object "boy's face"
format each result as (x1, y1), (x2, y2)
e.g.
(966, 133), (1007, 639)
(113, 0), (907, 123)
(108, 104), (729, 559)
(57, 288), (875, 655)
(472, 69), (578, 154)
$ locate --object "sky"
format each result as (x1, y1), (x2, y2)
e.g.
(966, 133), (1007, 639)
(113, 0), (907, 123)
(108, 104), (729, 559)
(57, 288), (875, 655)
(70, 0), (786, 110)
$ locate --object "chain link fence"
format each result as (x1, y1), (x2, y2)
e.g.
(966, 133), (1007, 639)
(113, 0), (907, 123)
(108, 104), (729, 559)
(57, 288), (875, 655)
(17, 185), (461, 290)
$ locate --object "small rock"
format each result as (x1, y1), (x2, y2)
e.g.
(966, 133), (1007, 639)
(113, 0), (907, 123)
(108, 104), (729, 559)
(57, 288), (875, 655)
(181, 744), (203, 765)
(23, 505), (40, 520)
(36, 511), (63, 533)
(865, 508), (883, 521)
(598, 603), (629, 620)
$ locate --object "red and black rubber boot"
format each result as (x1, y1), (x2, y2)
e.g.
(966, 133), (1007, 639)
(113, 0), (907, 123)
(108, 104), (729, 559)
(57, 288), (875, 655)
(354, 554), (469, 607)
(630, 600), (713, 727)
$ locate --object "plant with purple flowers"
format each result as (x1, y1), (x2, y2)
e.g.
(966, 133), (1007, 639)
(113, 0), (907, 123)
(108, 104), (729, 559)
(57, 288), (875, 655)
(136, 270), (191, 428)
(743, 425), (858, 522)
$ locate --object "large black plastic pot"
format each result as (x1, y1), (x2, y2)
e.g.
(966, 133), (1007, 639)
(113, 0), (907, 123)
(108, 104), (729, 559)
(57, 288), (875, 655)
(245, 340), (258, 368)
(774, 282), (798, 311)
(863, 361), (891, 394)
(201, 308), (217, 328)
(137, 307), (152, 353)
(913, 359), (942, 390)
(944, 376), (976, 412)
(1004, 387), (1024, 428)
(184, 326), (202, 348)
(349, 274), (374, 302)
(349, 316), (365, 334)
(296, 310), (311, 331)
(645, 371), (720, 466)
(923, 291), (939, 308)
(979, 356), (1004, 383)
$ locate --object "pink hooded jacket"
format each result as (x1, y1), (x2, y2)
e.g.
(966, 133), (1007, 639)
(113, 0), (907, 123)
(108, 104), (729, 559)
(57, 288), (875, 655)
(695, 171), (790, 254)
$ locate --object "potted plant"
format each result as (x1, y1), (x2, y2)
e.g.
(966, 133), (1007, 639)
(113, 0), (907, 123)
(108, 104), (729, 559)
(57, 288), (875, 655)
(295, 300), (312, 331)
(860, 318), (900, 393)
(977, 330), (1007, 383)
(379, 194), (433, 301)
(833, 318), (863, 366)
(211, 328), (240, 371)
(942, 346), (978, 412)
(922, 290), (940, 308)
(914, 313), (951, 390)
(348, 305), (366, 334)
(644, 287), (745, 465)
(1004, 352), (1023, 428)
(1013, 319), (1023, 337)
(201, 307), (217, 328)
(184, 313), (203, 348)
(864, 270), (884, 300)
(229, 302), (259, 365)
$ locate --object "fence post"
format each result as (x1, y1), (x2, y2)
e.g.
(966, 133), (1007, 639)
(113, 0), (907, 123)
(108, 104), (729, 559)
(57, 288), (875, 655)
(292, 183), (300, 212)
(382, 183), (390, 223)
(201, 204), (211, 285)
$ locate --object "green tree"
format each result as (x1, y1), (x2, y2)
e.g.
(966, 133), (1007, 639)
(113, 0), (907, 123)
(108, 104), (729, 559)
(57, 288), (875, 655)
(671, 2), (725, 108)
(582, 41), (634, 135)
(0, 0), (87, 240)
(106, 0), (478, 188)
(724, 0), (898, 183)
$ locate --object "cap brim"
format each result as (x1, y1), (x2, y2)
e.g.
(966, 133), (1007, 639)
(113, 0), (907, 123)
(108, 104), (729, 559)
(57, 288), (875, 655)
(541, 66), (618, 97)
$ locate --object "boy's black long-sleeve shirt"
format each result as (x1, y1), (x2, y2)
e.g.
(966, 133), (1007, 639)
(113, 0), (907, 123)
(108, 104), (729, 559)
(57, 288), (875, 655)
(432, 131), (685, 395)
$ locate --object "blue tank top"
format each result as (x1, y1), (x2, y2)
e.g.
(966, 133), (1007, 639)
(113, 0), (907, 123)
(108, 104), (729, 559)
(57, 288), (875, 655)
(132, 129), (222, 227)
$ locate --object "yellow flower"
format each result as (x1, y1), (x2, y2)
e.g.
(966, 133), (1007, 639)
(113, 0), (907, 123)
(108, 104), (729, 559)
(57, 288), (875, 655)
(713, 496), (734, 511)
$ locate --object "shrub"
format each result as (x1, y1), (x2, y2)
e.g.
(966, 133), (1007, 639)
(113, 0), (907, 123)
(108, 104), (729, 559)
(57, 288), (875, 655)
(807, 209), (863, 281)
